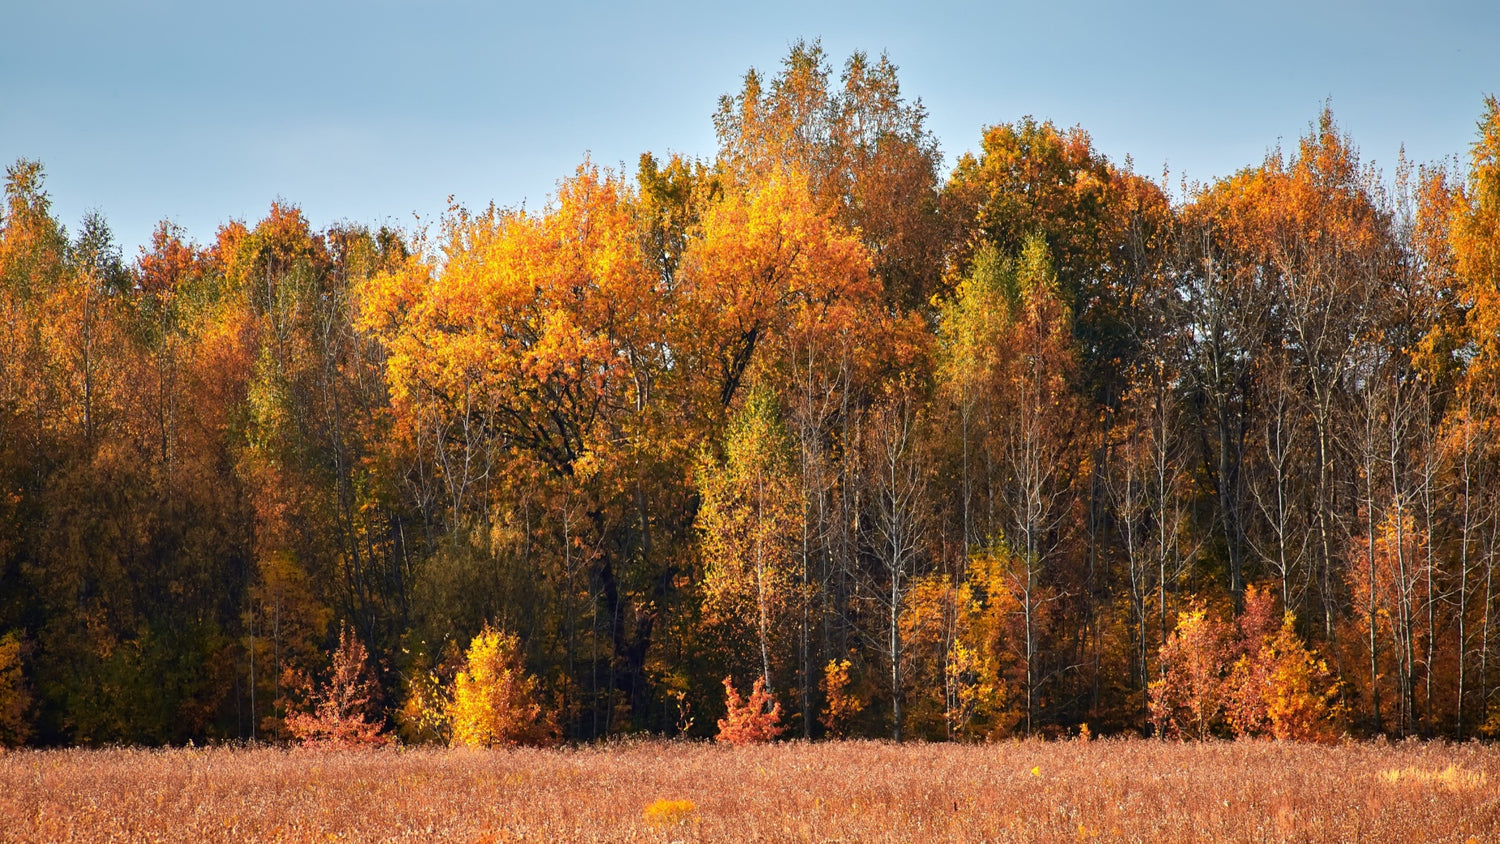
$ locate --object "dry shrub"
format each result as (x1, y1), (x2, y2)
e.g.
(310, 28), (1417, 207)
(283, 623), (388, 749)
(3, 739), (1499, 842)
(716, 675), (783, 745)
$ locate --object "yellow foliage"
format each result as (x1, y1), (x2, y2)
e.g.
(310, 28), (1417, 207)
(696, 387), (801, 667)
(819, 658), (863, 738)
(642, 798), (697, 828)
(448, 625), (556, 748)
(1154, 594), (1342, 741)
(396, 644), (457, 746)
(951, 548), (1023, 738)
(1379, 765), (1488, 791)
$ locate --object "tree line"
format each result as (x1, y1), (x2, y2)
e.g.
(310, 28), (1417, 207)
(2, 41), (1499, 745)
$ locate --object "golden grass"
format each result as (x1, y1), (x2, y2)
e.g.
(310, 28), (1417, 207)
(1, 738), (1497, 842)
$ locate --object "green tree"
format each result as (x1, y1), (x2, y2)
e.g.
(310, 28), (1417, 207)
(697, 387), (802, 691)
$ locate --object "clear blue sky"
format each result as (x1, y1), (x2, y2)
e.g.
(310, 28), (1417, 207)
(3, 0), (1496, 255)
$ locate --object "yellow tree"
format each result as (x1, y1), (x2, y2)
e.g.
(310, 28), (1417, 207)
(449, 625), (555, 747)
(1449, 97), (1500, 392)
(696, 386), (802, 691)
(936, 242), (1012, 554)
(363, 163), (688, 731)
(714, 40), (944, 310)
(677, 167), (873, 413)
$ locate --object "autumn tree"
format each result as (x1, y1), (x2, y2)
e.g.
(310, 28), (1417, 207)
(818, 657), (864, 737)
(1226, 612), (1343, 742)
(1152, 587), (1340, 740)
(715, 39), (944, 310)
(1448, 97), (1500, 393)
(285, 623), (388, 748)
(449, 625), (556, 747)
(858, 377), (936, 742)
(365, 163), (704, 734)
(1149, 603), (1232, 740)
(678, 167), (874, 412)
(697, 386), (802, 692)
(715, 675), (784, 745)
(993, 237), (1083, 733)
(0, 633), (32, 746)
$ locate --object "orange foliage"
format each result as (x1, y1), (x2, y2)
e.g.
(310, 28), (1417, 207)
(1449, 97), (1500, 388)
(1152, 587), (1341, 741)
(679, 167), (875, 409)
(284, 624), (388, 749)
(716, 676), (784, 745)
(1149, 603), (1232, 740)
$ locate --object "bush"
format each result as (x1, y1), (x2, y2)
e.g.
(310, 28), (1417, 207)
(448, 625), (556, 747)
(284, 623), (389, 749)
(716, 675), (783, 745)
(1149, 587), (1342, 741)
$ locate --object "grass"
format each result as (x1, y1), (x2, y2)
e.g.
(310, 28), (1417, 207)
(1, 738), (1498, 841)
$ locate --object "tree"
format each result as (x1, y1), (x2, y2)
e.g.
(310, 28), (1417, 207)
(936, 242), (1011, 554)
(944, 118), (1171, 407)
(678, 167), (874, 411)
(1227, 612), (1343, 742)
(1448, 97), (1500, 393)
(1149, 603), (1232, 740)
(0, 633), (32, 746)
(818, 658), (864, 737)
(992, 237), (1083, 734)
(859, 377), (934, 742)
(696, 387), (802, 691)
(715, 40), (944, 310)
(363, 163), (684, 732)
(449, 625), (555, 747)
(285, 623), (389, 748)
(1152, 587), (1341, 741)
(715, 675), (784, 745)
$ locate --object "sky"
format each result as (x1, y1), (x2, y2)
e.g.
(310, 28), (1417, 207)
(2, 0), (1496, 256)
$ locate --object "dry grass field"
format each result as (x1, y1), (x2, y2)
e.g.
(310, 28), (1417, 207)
(1, 738), (1497, 842)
